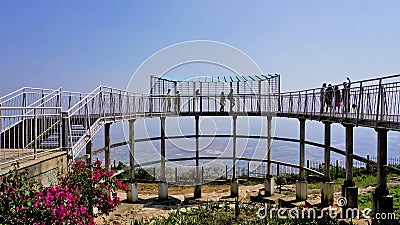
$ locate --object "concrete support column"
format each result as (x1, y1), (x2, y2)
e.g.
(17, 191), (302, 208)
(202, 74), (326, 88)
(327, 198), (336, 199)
(230, 115), (238, 197)
(127, 119), (138, 202)
(194, 115), (201, 198)
(265, 116), (274, 196)
(345, 125), (354, 186)
(321, 121), (333, 206)
(159, 117), (168, 200)
(342, 124), (358, 210)
(85, 140), (92, 165)
(104, 123), (111, 171)
(296, 118), (307, 201)
(372, 128), (393, 224)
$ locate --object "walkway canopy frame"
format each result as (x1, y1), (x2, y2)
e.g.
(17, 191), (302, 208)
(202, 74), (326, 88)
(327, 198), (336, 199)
(150, 74), (281, 114)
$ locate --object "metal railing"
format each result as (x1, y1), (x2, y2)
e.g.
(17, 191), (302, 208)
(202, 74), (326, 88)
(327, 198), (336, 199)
(0, 106), (62, 166)
(279, 74), (400, 129)
(2, 74), (400, 164)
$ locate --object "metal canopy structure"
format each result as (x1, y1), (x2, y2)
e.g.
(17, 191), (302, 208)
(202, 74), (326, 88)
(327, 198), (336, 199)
(157, 74), (279, 83)
(150, 74), (281, 113)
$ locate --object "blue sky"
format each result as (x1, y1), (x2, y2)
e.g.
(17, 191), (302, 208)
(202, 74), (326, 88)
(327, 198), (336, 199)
(1, 1), (400, 95)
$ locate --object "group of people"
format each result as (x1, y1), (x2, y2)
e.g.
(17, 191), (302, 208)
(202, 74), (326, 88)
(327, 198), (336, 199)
(219, 89), (235, 112)
(165, 89), (180, 112)
(320, 77), (352, 113)
(164, 88), (236, 113)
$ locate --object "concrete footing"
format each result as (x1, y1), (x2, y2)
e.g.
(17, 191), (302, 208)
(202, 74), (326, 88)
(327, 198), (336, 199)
(194, 185), (201, 198)
(127, 182), (138, 202)
(264, 177), (275, 196)
(158, 182), (168, 200)
(321, 182), (334, 206)
(230, 180), (239, 197)
(295, 180), (308, 201)
(372, 192), (394, 225)
(345, 186), (358, 209)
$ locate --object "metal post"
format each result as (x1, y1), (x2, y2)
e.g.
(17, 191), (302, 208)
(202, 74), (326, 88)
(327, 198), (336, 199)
(105, 123), (111, 171)
(230, 115), (239, 197)
(226, 165), (228, 181)
(34, 108), (38, 159)
(129, 120), (135, 181)
(372, 128), (392, 222)
(160, 117), (166, 182)
(194, 115), (201, 198)
(324, 122), (331, 181)
(85, 139), (92, 165)
(299, 118), (305, 179)
(247, 162), (250, 179)
(267, 116), (272, 176)
(345, 125), (354, 186)
(232, 115), (237, 180)
(175, 167), (178, 183)
(159, 117), (168, 200)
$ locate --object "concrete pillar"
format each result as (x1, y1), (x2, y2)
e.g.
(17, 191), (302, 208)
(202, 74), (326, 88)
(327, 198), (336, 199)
(372, 128), (393, 224)
(104, 123), (111, 171)
(230, 115), (238, 197)
(321, 181), (334, 207)
(344, 124), (354, 186)
(299, 118), (306, 179)
(296, 180), (308, 201)
(127, 119), (138, 202)
(345, 187), (358, 210)
(159, 117), (168, 200)
(264, 177), (274, 196)
(321, 122), (333, 206)
(85, 140), (92, 165)
(342, 124), (358, 210)
(194, 115), (201, 198)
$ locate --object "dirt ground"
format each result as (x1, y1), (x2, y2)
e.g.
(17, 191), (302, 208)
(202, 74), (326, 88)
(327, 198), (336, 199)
(95, 183), (375, 225)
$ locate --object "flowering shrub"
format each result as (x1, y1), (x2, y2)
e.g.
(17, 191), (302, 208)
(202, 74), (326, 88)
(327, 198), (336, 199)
(0, 160), (126, 224)
(61, 160), (127, 216)
(32, 185), (94, 225)
(0, 165), (42, 224)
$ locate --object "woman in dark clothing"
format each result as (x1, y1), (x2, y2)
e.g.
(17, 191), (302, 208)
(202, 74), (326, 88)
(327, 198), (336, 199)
(334, 85), (342, 113)
(325, 84), (333, 113)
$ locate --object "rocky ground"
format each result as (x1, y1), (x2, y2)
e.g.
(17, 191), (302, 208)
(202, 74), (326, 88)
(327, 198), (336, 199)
(94, 182), (378, 225)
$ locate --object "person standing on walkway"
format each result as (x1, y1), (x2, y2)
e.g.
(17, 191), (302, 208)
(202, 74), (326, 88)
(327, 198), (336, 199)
(334, 85), (342, 113)
(342, 77), (351, 113)
(165, 89), (171, 112)
(325, 84), (333, 113)
(227, 89), (235, 112)
(175, 90), (180, 113)
(320, 83), (327, 113)
(219, 92), (226, 112)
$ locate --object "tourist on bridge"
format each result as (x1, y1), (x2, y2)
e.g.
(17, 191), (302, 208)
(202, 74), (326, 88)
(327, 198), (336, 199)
(165, 89), (171, 112)
(227, 89), (235, 112)
(342, 77), (351, 113)
(219, 92), (226, 112)
(320, 83), (326, 113)
(334, 85), (342, 113)
(325, 84), (333, 113)
(175, 90), (180, 113)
